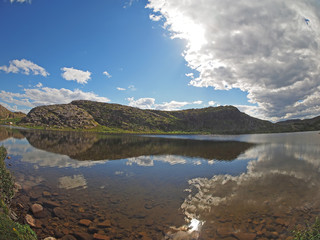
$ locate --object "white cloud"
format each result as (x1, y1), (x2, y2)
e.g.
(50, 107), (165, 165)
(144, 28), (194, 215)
(147, 0), (320, 120)
(10, 0), (31, 3)
(0, 59), (49, 77)
(117, 87), (126, 91)
(208, 101), (216, 106)
(127, 97), (202, 111)
(156, 100), (189, 110)
(0, 87), (110, 111)
(35, 82), (43, 88)
(149, 14), (162, 21)
(103, 71), (112, 78)
(127, 97), (155, 109)
(193, 100), (202, 105)
(61, 67), (91, 84)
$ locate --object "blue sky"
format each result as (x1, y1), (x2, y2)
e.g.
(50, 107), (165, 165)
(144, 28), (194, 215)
(1, 0), (320, 121)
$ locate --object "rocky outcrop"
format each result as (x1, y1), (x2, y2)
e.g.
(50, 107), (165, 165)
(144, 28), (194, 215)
(20, 104), (98, 129)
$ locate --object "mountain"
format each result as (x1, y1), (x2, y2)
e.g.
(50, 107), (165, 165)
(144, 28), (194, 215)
(20, 100), (277, 134)
(0, 104), (26, 120)
(276, 115), (320, 132)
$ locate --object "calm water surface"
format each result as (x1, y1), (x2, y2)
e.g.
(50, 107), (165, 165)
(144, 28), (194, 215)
(1, 126), (320, 239)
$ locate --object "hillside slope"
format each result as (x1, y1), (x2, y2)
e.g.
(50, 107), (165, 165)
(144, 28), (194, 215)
(20, 100), (277, 134)
(0, 104), (26, 120)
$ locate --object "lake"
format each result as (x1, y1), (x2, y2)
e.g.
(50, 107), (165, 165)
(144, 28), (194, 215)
(1, 126), (320, 240)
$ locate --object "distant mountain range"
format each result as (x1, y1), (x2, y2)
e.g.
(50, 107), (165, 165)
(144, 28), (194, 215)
(2, 100), (320, 134)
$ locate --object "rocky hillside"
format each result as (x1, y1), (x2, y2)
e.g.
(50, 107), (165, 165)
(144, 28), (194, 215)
(0, 104), (26, 119)
(20, 104), (98, 129)
(19, 100), (320, 134)
(72, 100), (275, 133)
(20, 100), (276, 134)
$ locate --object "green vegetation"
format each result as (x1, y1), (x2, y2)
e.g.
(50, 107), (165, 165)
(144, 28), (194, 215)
(293, 218), (320, 240)
(0, 146), (37, 240)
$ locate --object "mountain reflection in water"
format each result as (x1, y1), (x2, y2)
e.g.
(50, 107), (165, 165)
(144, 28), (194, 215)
(2, 127), (255, 161)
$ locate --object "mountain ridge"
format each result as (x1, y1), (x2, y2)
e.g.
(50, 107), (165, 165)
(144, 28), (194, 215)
(9, 100), (320, 134)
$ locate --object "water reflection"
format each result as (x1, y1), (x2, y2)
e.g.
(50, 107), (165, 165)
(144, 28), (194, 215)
(178, 143), (320, 239)
(1, 127), (254, 162)
(58, 174), (87, 190)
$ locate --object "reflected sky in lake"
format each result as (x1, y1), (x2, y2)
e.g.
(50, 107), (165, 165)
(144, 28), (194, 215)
(1, 126), (320, 239)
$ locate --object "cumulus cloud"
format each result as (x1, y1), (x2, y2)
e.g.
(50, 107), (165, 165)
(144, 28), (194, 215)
(127, 97), (200, 110)
(0, 87), (110, 110)
(117, 87), (126, 91)
(35, 82), (43, 88)
(61, 67), (91, 84)
(193, 100), (202, 105)
(149, 14), (162, 21)
(208, 101), (217, 106)
(0, 59), (49, 76)
(103, 71), (112, 78)
(147, 0), (320, 120)
(127, 97), (155, 109)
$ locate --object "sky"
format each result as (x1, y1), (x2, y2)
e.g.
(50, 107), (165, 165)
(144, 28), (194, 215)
(0, 0), (319, 121)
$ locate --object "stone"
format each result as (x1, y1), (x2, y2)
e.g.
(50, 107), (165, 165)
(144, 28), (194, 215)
(31, 203), (43, 215)
(44, 237), (56, 240)
(43, 200), (60, 208)
(53, 207), (66, 218)
(79, 219), (92, 227)
(43, 191), (51, 197)
(72, 232), (93, 240)
(25, 214), (36, 227)
(93, 233), (110, 240)
(217, 227), (232, 238)
(97, 220), (111, 228)
(54, 229), (64, 238)
(233, 232), (256, 240)
(88, 226), (99, 234)
(61, 235), (77, 240)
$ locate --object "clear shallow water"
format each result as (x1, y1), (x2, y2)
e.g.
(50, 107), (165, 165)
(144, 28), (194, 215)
(1, 127), (320, 239)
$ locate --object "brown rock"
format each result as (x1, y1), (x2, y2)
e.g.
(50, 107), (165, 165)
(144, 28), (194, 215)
(43, 191), (51, 197)
(7, 156), (11, 159)
(79, 219), (92, 227)
(233, 232), (256, 240)
(53, 207), (66, 218)
(25, 214), (36, 227)
(72, 232), (93, 240)
(97, 220), (111, 228)
(31, 203), (43, 215)
(93, 233), (110, 240)
(43, 200), (61, 208)
(217, 227), (232, 237)
(61, 235), (77, 240)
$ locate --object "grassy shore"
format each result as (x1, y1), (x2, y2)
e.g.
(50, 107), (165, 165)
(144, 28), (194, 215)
(0, 146), (37, 240)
